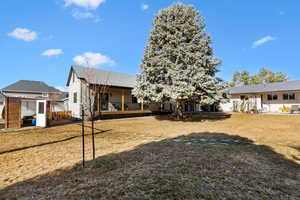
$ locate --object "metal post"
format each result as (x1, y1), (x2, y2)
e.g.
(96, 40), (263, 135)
(81, 107), (85, 168)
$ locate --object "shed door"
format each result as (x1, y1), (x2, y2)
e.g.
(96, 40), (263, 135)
(5, 97), (21, 129)
(36, 100), (47, 127)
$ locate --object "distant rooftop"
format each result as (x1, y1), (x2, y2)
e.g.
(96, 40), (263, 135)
(68, 66), (136, 88)
(228, 80), (300, 94)
(1, 80), (61, 94)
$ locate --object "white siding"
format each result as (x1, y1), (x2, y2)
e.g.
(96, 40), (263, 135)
(52, 102), (67, 112)
(3, 92), (44, 99)
(68, 71), (82, 118)
(0, 102), (3, 119)
(222, 92), (300, 113)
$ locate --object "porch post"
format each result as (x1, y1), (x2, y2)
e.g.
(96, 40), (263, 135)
(4, 97), (8, 129)
(121, 89), (125, 112)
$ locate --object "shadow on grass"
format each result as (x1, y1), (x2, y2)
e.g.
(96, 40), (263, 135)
(1, 132), (299, 200)
(0, 128), (112, 155)
(155, 112), (232, 122)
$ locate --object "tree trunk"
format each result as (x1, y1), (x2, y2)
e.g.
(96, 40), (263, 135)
(176, 100), (184, 120)
(91, 111), (95, 160)
(88, 87), (96, 160)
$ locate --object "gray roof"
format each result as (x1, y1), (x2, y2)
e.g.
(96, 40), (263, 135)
(1, 80), (61, 93)
(70, 66), (136, 88)
(229, 80), (300, 94)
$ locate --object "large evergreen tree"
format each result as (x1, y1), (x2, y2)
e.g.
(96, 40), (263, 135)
(133, 3), (225, 119)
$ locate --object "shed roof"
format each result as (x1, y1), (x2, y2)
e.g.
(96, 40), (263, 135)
(228, 80), (300, 94)
(1, 80), (61, 94)
(69, 66), (136, 88)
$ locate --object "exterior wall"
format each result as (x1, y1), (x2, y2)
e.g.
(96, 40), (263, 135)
(68, 77), (174, 117)
(261, 91), (300, 112)
(222, 91), (300, 113)
(52, 102), (67, 112)
(0, 102), (3, 119)
(3, 92), (44, 99)
(68, 70), (82, 118)
(63, 99), (69, 111)
(220, 94), (242, 112)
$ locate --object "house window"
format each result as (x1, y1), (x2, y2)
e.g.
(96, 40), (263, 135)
(132, 95), (138, 104)
(73, 92), (77, 103)
(42, 93), (48, 97)
(283, 93), (295, 100)
(267, 94), (278, 101)
(100, 93), (109, 111)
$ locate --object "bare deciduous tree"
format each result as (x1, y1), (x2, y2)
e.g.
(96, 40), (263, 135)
(81, 63), (111, 160)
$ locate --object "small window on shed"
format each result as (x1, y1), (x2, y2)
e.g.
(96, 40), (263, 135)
(73, 92), (77, 103)
(38, 102), (45, 114)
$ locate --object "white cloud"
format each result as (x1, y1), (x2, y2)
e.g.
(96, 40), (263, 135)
(252, 36), (277, 48)
(64, 0), (105, 9)
(55, 86), (69, 92)
(141, 3), (149, 11)
(41, 49), (63, 57)
(71, 9), (100, 22)
(73, 52), (115, 68)
(8, 28), (37, 42)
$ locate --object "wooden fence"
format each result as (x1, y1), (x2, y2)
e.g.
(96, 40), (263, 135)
(48, 111), (71, 121)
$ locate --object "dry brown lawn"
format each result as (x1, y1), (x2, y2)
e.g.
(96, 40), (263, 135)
(0, 113), (299, 199)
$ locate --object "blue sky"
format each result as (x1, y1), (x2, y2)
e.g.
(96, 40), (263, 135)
(1, 0), (299, 90)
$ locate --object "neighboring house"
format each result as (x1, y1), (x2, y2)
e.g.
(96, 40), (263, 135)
(221, 80), (300, 113)
(67, 66), (176, 119)
(0, 94), (4, 119)
(1, 80), (68, 119)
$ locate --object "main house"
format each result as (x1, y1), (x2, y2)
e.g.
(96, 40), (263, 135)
(221, 80), (300, 113)
(67, 66), (186, 119)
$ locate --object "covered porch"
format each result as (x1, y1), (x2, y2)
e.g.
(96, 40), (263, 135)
(90, 86), (170, 118)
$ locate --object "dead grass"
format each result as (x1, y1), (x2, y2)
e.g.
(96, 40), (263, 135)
(0, 113), (300, 199)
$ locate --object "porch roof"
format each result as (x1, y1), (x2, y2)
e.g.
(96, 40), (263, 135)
(70, 66), (136, 88)
(228, 80), (300, 94)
